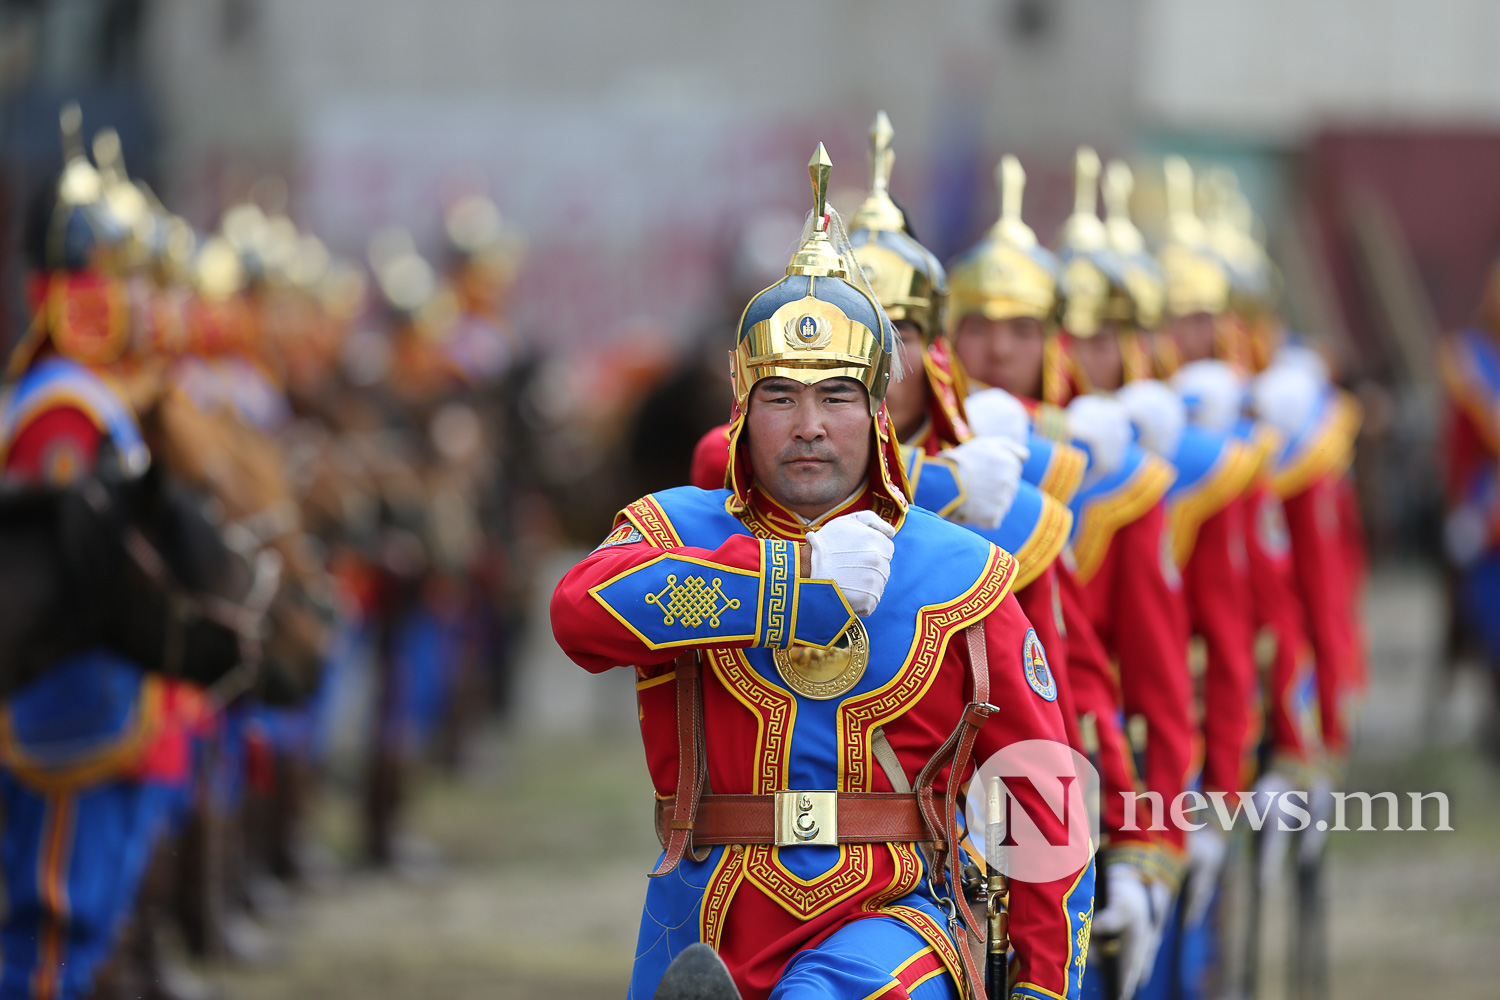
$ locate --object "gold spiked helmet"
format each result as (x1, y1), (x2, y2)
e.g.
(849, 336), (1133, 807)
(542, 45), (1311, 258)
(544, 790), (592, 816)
(947, 156), (1059, 330)
(1055, 147), (1133, 338)
(725, 144), (908, 524)
(1199, 167), (1277, 314)
(41, 103), (125, 273)
(732, 143), (896, 417)
(847, 112), (948, 344)
(1158, 156), (1229, 319)
(1102, 160), (1165, 331)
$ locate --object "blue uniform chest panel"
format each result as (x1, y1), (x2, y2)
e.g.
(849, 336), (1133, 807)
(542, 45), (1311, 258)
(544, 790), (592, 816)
(910, 457), (962, 516)
(652, 488), (994, 778)
(1069, 442), (1153, 538)
(1021, 436), (1057, 488)
(1167, 426), (1232, 499)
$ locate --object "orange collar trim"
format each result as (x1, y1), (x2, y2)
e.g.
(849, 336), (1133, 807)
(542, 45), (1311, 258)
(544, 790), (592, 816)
(1168, 440), (1260, 567)
(1071, 455), (1176, 583)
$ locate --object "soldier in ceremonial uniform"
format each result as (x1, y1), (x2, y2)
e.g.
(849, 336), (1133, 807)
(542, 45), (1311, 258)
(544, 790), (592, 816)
(946, 155), (1193, 999)
(0, 106), (204, 1000)
(1059, 149), (1261, 924)
(1048, 153), (1258, 1000)
(553, 146), (1092, 1000)
(1441, 260), (1500, 746)
(844, 121), (1165, 1000)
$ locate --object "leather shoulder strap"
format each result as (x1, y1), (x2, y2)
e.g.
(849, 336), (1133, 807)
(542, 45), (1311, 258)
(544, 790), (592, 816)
(649, 650), (704, 877)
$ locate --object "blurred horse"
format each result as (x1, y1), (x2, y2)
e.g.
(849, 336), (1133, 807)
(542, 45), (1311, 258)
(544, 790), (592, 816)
(0, 465), (278, 699)
(139, 386), (336, 703)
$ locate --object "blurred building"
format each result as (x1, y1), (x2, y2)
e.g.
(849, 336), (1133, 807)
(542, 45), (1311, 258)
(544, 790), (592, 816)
(6, 0), (1500, 385)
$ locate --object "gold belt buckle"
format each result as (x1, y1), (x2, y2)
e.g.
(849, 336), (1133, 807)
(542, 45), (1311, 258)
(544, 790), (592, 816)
(774, 790), (838, 847)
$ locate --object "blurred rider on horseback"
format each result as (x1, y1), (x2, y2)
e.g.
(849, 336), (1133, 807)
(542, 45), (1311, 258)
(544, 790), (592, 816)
(0, 104), (210, 1000)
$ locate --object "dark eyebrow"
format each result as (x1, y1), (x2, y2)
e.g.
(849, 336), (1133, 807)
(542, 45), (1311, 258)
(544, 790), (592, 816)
(817, 379), (862, 396)
(754, 378), (803, 395)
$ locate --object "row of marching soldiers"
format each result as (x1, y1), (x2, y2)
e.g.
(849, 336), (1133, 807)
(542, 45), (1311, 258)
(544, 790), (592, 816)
(0, 103), (523, 1000)
(688, 116), (1365, 1000)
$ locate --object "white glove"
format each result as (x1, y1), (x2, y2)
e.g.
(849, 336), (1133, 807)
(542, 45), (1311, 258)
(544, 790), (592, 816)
(1273, 343), (1332, 384)
(1065, 395), (1133, 482)
(1092, 861), (1154, 1000)
(1171, 359), (1247, 434)
(805, 511), (897, 617)
(1184, 825), (1228, 927)
(1251, 364), (1324, 442)
(963, 388), (1032, 449)
(947, 437), (1026, 530)
(1116, 379), (1186, 459)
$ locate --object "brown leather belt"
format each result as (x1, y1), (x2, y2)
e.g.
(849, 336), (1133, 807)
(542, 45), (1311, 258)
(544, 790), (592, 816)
(654, 791), (933, 848)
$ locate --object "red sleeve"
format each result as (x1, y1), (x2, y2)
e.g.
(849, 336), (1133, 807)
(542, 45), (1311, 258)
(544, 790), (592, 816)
(1081, 502), (1193, 854)
(1014, 567), (1082, 752)
(1057, 564), (1144, 853)
(551, 532), (769, 672)
(550, 513), (855, 675)
(690, 422), (732, 490)
(1335, 475), (1369, 692)
(966, 593), (1089, 1000)
(1283, 478), (1353, 754)
(1182, 501), (1257, 797)
(1244, 485), (1317, 767)
(2, 405), (104, 484)
(1444, 399), (1490, 506)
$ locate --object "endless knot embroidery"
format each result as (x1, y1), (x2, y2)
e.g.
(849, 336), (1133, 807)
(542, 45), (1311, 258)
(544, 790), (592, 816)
(645, 574), (740, 628)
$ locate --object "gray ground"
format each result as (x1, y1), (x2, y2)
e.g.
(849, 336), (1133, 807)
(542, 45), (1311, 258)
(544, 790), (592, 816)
(205, 565), (1500, 1000)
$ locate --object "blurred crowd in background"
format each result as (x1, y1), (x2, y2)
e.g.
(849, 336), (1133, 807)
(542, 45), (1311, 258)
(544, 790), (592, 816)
(2, 2), (1500, 999)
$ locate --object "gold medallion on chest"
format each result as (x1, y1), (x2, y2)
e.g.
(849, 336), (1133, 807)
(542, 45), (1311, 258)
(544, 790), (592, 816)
(773, 618), (870, 699)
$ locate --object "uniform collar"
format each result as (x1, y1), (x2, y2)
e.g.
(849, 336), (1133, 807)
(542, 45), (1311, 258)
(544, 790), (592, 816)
(741, 484), (870, 540)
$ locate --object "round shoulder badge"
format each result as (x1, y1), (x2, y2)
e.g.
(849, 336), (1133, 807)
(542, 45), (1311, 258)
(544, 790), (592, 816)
(1022, 627), (1057, 702)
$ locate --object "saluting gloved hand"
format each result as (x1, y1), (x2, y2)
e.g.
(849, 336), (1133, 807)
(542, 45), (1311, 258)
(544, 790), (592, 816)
(805, 511), (897, 617)
(1065, 395), (1133, 484)
(1184, 825), (1228, 927)
(963, 387), (1032, 449)
(1092, 861), (1154, 1000)
(947, 436), (1027, 530)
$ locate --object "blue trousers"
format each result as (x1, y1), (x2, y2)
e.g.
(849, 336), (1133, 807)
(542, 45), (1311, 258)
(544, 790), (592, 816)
(0, 776), (178, 1000)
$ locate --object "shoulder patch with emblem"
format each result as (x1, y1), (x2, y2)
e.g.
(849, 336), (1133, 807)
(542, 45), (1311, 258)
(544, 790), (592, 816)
(595, 523), (644, 550)
(1022, 627), (1057, 702)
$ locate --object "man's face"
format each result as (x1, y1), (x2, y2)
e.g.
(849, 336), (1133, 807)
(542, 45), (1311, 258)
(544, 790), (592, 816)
(1068, 325), (1124, 392)
(1166, 311), (1217, 363)
(953, 314), (1046, 399)
(746, 376), (872, 518)
(882, 321), (928, 443)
